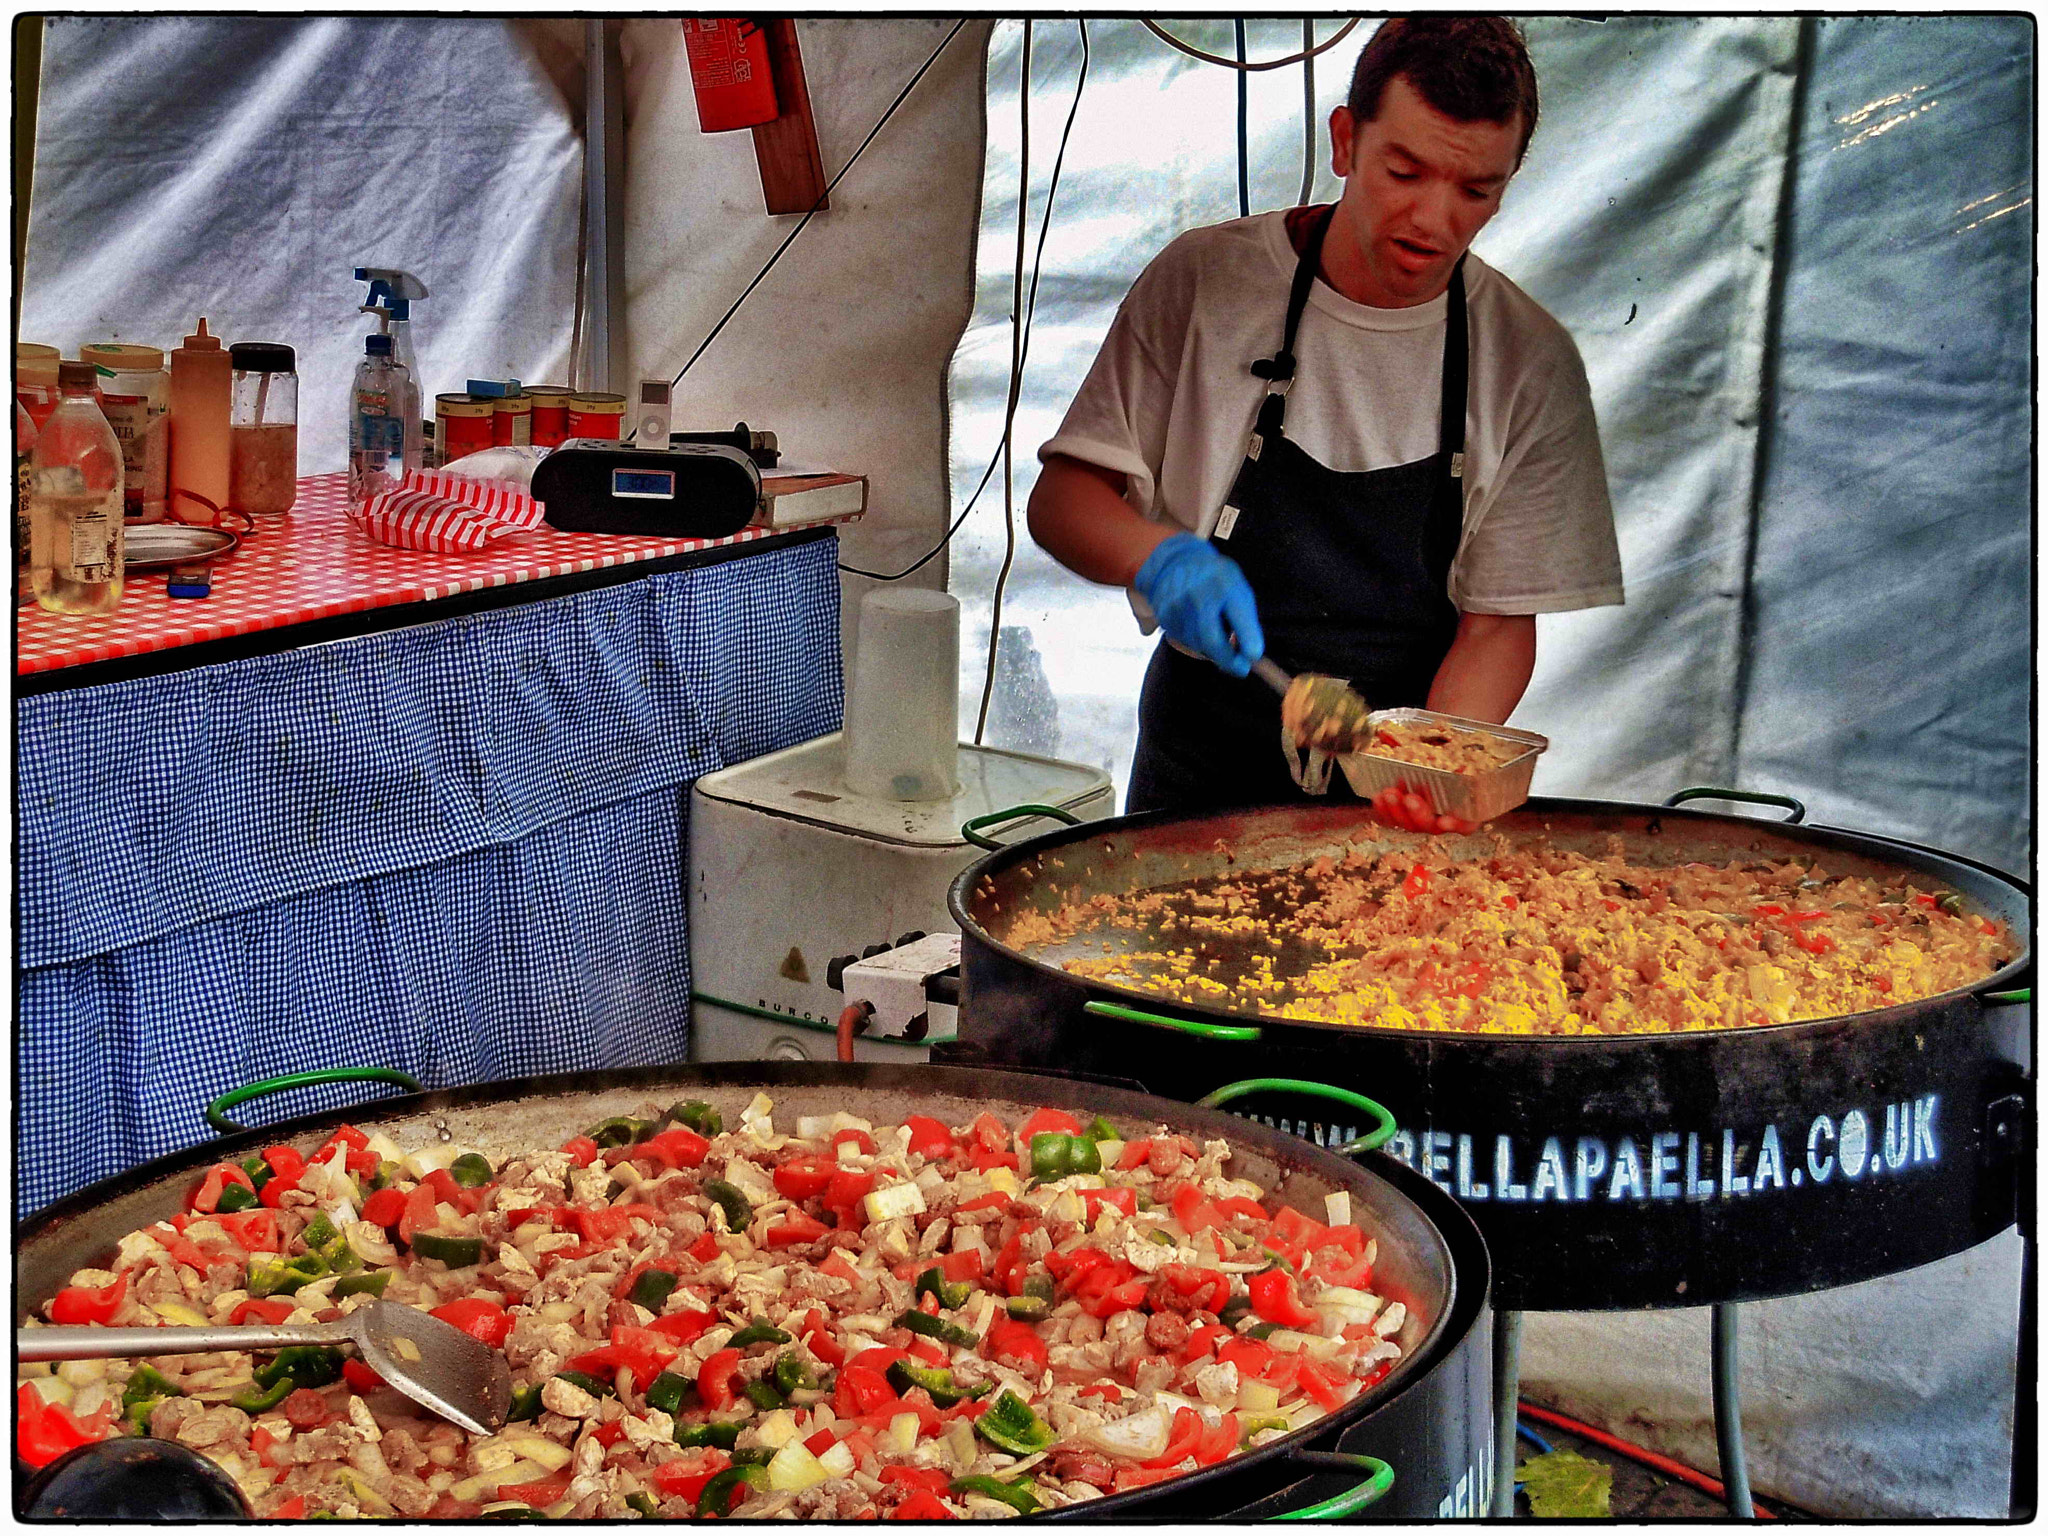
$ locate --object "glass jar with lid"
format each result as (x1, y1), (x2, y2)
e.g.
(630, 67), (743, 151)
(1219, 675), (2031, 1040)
(228, 342), (298, 515)
(81, 342), (170, 524)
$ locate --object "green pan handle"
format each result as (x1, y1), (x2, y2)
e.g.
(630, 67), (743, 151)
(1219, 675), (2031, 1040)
(1664, 786), (1807, 824)
(206, 1068), (424, 1136)
(1983, 989), (2031, 1005)
(1083, 999), (1263, 1042)
(961, 803), (1083, 851)
(1199, 1078), (1398, 1154)
(1269, 1452), (1396, 1520)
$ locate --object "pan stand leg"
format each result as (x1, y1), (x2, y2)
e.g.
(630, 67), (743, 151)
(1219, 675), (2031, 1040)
(1491, 1307), (1522, 1517)
(1711, 1301), (1755, 1517)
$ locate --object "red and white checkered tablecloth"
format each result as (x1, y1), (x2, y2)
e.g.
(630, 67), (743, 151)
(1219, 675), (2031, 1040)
(16, 472), (859, 676)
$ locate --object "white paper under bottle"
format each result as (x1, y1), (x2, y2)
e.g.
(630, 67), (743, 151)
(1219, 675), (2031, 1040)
(843, 587), (961, 801)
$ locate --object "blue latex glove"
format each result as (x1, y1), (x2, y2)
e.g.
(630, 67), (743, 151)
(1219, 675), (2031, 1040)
(1133, 532), (1265, 678)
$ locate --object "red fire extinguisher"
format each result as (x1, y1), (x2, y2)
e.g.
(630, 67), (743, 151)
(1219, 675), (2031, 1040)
(685, 19), (780, 133)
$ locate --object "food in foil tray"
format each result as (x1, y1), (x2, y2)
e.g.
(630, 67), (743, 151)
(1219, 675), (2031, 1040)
(19, 1099), (1411, 1518)
(1361, 717), (1525, 774)
(1013, 840), (2019, 1036)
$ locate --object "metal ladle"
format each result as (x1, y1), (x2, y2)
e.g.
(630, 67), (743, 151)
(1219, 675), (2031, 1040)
(1252, 656), (1373, 754)
(17, 1299), (512, 1435)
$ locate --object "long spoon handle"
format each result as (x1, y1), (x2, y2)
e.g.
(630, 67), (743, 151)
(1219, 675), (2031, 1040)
(1250, 656), (1293, 697)
(18, 1322), (353, 1362)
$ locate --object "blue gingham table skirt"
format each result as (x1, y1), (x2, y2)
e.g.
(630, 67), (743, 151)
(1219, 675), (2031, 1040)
(17, 536), (843, 1212)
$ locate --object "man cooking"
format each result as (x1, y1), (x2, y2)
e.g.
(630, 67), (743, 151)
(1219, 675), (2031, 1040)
(1027, 17), (1624, 814)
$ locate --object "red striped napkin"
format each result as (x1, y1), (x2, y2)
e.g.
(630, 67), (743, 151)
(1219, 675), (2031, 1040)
(348, 470), (546, 553)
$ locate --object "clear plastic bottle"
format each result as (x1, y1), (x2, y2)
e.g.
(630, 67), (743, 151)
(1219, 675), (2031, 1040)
(16, 399), (38, 605)
(31, 360), (124, 615)
(348, 333), (416, 509)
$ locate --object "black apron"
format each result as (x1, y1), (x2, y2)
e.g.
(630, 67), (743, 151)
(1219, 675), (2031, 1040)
(1126, 207), (1468, 815)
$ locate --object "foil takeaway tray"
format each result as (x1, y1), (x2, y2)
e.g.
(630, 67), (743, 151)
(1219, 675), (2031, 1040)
(1336, 707), (1548, 822)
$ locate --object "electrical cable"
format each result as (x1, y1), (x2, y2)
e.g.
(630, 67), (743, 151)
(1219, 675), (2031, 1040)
(975, 18), (1032, 746)
(972, 19), (1089, 735)
(1298, 18), (1317, 207)
(1139, 18), (1362, 72)
(671, 19), (968, 387)
(1234, 20), (1250, 218)
(1515, 1402), (1780, 1518)
(1515, 1420), (1554, 1456)
(847, 22), (1087, 592)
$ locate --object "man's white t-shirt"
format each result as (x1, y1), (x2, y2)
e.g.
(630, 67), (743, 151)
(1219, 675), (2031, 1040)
(1041, 209), (1625, 618)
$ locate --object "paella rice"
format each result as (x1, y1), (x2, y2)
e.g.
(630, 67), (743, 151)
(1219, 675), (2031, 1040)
(1359, 717), (1524, 774)
(20, 1097), (1410, 1519)
(1010, 836), (2018, 1036)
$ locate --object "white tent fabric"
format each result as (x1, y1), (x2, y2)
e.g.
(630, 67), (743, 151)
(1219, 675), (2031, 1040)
(20, 16), (587, 475)
(945, 16), (2031, 1518)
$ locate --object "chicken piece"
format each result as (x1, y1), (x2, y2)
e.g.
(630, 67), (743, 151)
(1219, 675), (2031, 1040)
(542, 1376), (600, 1419)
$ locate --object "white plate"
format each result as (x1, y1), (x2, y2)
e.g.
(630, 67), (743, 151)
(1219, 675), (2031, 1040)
(124, 524), (238, 569)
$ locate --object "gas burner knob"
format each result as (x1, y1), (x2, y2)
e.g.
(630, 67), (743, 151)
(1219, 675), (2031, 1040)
(896, 931), (927, 947)
(826, 954), (857, 990)
(861, 943), (890, 959)
(768, 1037), (809, 1062)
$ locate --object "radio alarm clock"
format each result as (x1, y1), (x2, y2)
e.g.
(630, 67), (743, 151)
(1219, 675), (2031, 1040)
(531, 440), (760, 537)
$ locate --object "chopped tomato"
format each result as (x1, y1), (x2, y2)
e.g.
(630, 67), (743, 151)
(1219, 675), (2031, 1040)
(649, 1308), (720, 1345)
(147, 1222), (219, 1271)
(698, 1347), (743, 1411)
(1162, 1265), (1230, 1313)
(967, 1147), (1019, 1173)
(1078, 1186), (1138, 1219)
(650, 1450), (732, 1503)
(774, 1154), (838, 1202)
(1268, 1205), (1326, 1250)
(1113, 1466), (1181, 1492)
(688, 1231), (722, 1263)
(986, 1318), (1049, 1371)
(1179, 1323), (1236, 1364)
(955, 1191), (1012, 1216)
(396, 1183), (439, 1244)
(1141, 1407), (1205, 1469)
(342, 1358), (386, 1393)
(271, 1496), (307, 1519)
(261, 1145), (307, 1181)
(1017, 1107), (1085, 1150)
(423, 1168), (487, 1214)
(832, 1127), (878, 1156)
(903, 1115), (956, 1159)
(16, 1383), (117, 1468)
(431, 1298), (514, 1349)
(1401, 864), (1432, 898)
(907, 1337), (947, 1368)
(835, 1364), (901, 1419)
(1295, 1357), (1349, 1411)
(820, 1250), (865, 1287)
(50, 1271), (128, 1325)
(939, 1248), (984, 1284)
(215, 1209), (283, 1252)
(968, 1112), (1010, 1153)
(1216, 1195), (1271, 1223)
(880, 1466), (952, 1493)
(495, 1471), (572, 1508)
(890, 1490), (957, 1520)
(1169, 1181), (1231, 1233)
(359, 1187), (408, 1228)
(825, 1168), (876, 1223)
(250, 1425), (279, 1466)
(766, 1210), (831, 1248)
(561, 1134), (600, 1167)
(1116, 1140), (1154, 1172)
(1248, 1268), (1319, 1329)
(638, 1126), (710, 1170)
(804, 1428), (838, 1457)
(257, 1170), (303, 1210)
(1195, 1412), (1240, 1466)
(1077, 1382), (1124, 1401)
(231, 1296), (298, 1327)
(797, 1308), (845, 1366)
(187, 1162), (256, 1213)
(991, 1233), (1027, 1296)
(1794, 930), (1836, 955)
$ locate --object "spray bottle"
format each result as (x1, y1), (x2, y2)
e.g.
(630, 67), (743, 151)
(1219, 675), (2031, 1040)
(355, 267), (428, 472)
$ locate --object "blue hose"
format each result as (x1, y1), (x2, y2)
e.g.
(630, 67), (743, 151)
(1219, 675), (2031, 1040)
(1513, 1419), (1554, 1491)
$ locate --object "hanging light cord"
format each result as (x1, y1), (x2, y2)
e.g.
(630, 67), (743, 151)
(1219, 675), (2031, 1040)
(843, 21), (1088, 589)
(1234, 21), (1250, 218)
(1139, 18), (1361, 72)
(671, 19), (969, 387)
(1299, 18), (1318, 207)
(972, 20), (1090, 736)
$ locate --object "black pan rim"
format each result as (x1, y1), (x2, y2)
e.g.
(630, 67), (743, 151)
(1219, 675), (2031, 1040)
(946, 794), (2033, 1049)
(14, 1059), (1486, 1521)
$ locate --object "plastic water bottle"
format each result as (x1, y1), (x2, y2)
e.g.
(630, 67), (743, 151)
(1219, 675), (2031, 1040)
(348, 334), (417, 509)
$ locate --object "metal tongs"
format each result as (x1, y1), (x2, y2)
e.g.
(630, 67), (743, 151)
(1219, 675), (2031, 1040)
(18, 1298), (513, 1435)
(1253, 657), (1373, 794)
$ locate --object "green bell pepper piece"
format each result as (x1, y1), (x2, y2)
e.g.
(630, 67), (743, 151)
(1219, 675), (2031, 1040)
(643, 1370), (693, 1417)
(704, 1180), (753, 1235)
(556, 1370), (615, 1400)
(1082, 1116), (1120, 1145)
(673, 1420), (742, 1451)
(586, 1115), (660, 1150)
(893, 1310), (979, 1349)
(1217, 1293), (1253, 1328)
(448, 1152), (495, 1188)
(729, 1446), (774, 1468)
(1241, 1414), (1292, 1441)
(914, 1266), (972, 1310)
(245, 1251), (328, 1298)
(240, 1155), (274, 1191)
(1245, 1321), (1282, 1341)
(369, 1159), (403, 1191)
(696, 1465), (765, 1517)
(301, 1214), (340, 1250)
(507, 1383), (545, 1422)
(726, 1319), (791, 1350)
(666, 1101), (723, 1137)
(1029, 1132), (1101, 1180)
(974, 1389), (1056, 1455)
(627, 1269), (679, 1312)
(121, 1365), (182, 1413)
(229, 1377), (295, 1414)
(625, 1491), (661, 1517)
(255, 1346), (344, 1392)
(771, 1351), (818, 1396)
(951, 1475), (1041, 1515)
(410, 1231), (484, 1267)
(213, 1180), (259, 1213)
(741, 1378), (786, 1412)
(333, 1269), (393, 1298)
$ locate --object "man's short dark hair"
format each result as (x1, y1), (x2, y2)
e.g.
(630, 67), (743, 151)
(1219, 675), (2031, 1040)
(1346, 17), (1540, 164)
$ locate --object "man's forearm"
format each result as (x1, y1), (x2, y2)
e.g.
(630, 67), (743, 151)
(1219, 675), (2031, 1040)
(1425, 612), (1536, 723)
(1026, 455), (1176, 586)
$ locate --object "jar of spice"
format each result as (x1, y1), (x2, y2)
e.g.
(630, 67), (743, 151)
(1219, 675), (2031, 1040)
(228, 343), (298, 515)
